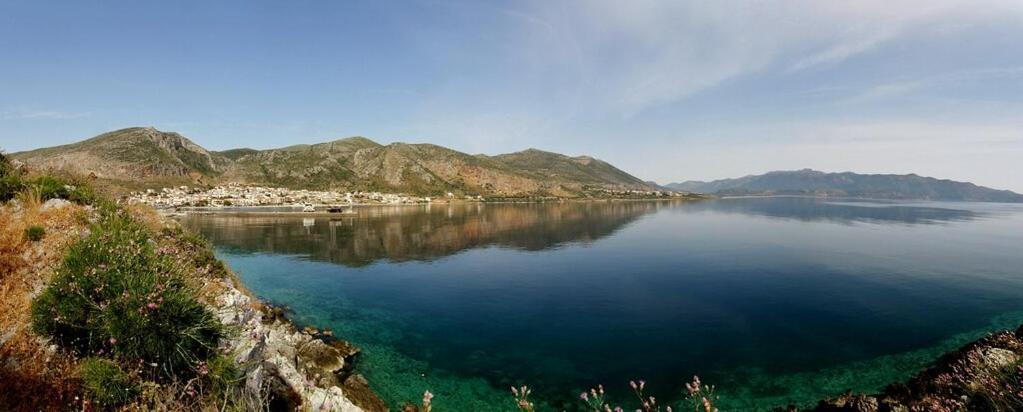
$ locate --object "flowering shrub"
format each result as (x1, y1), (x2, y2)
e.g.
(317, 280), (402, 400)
(512, 385), (536, 412)
(30, 209), (222, 381)
(683, 376), (719, 412)
(574, 377), (719, 412)
(422, 390), (434, 412)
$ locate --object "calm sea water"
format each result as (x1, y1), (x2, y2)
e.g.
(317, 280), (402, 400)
(180, 197), (1023, 411)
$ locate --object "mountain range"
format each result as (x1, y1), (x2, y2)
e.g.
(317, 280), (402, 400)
(665, 169), (1023, 202)
(10, 127), (652, 197)
(11, 128), (1020, 202)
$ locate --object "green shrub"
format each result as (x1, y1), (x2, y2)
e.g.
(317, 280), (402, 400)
(80, 357), (139, 406)
(24, 225), (45, 241)
(30, 210), (222, 380)
(203, 355), (243, 406)
(34, 175), (96, 204)
(0, 174), (24, 202)
(32, 175), (71, 201)
(0, 153), (24, 202)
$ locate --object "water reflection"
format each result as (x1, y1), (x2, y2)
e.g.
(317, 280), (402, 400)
(180, 198), (984, 267)
(680, 196), (980, 224)
(180, 201), (667, 267)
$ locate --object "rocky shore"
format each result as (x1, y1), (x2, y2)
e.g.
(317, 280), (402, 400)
(212, 280), (386, 411)
(803, 327), (1023, 411)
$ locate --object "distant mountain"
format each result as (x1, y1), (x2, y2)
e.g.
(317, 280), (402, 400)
(664, 169), (1023, 202)
(11, 127), (654, 197)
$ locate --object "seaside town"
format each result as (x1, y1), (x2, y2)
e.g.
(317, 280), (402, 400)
(126, 184), (439, 209)
(125, 184), (686, 210)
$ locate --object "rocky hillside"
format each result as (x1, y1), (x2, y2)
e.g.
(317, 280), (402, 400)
(12, 127), (229, 185)
(11, 127), (653, 196)
(666, 169), (1023, 202)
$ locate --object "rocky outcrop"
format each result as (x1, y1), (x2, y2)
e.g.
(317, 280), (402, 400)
(213, 284), (386, 411)
(807, 327), (1023, 412)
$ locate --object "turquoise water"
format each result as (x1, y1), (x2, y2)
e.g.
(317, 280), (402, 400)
(180, 198), (1023, 411)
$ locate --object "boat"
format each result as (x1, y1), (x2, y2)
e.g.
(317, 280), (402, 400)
(327, 202), (357, 215)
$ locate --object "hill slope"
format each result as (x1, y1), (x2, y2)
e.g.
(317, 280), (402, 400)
(12, 127), (229, 184)
(11, 127), (653, 196)
(665, 169), (1023, 202)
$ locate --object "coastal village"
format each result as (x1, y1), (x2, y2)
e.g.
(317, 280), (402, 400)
(125, 184), (686, 210)
(126, 184), (440, 209)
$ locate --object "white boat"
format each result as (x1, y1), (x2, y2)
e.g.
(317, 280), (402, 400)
(302, 203), (316, 212)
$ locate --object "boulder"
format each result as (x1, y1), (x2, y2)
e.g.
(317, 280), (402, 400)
(41, 198), (71, 210)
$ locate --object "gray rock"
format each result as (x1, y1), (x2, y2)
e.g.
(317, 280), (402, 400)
(213, 278), (364, 411)
(41, 198), (71, 210)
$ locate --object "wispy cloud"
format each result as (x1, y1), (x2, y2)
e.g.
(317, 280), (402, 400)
(509, 0), (1023, 116)
(840, 66), (1023, 104)
(1, 110), (92, 120)
(787, 30), (897, 73)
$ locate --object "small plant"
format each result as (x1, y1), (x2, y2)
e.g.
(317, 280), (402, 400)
(511, 385), (535, 412)
(421, 390), (434, 412)
(24, 225), (45, 241)
(631, 379), (662, 412)
(684, 376), (718, 412)
(567, 377), (719, 412)
(80, 357), (139, 406)
(15, 186), (41, 209)
(580, 384), (620, 412)
(202, 355), (244, 407)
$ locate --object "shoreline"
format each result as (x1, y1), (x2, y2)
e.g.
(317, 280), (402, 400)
(159, 196), (711, 217)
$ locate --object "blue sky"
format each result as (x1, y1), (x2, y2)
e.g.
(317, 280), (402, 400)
(1, 1), (1022, 191)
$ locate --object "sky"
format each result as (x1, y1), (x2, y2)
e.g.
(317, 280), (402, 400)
(1, 1), (1022, 191)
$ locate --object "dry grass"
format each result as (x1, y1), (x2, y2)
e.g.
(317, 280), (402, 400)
(0, 200), (90, 411)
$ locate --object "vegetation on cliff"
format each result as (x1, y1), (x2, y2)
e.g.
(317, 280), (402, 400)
(0, 154), (243, 410)
(0, 153), (377, 411)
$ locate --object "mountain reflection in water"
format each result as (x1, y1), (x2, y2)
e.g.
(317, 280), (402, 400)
(676, 196), (981, 225)
(180, 201), (667, 267)
(180, 198), (982, 267)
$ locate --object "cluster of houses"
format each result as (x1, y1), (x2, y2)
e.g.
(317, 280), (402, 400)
(585, 187), (686, 198)
(126, 184), (437, 209)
